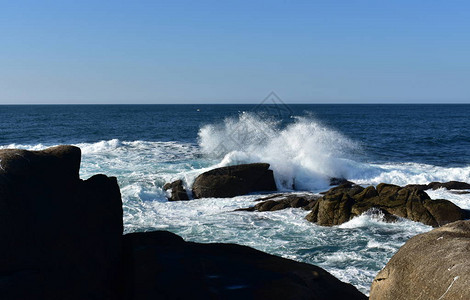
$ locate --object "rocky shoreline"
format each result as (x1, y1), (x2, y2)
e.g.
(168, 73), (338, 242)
(2, 146), (470, 299)
(165, 162), (470, 299)
(0, 146), (365, 299)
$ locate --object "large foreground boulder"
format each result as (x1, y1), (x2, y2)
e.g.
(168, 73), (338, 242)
(306, 183), (467, 227)
(192, 163), (277, 198)
(0, 146), (123, 300)
(370, 220), (470, 299)
(123, 231), (366, 300)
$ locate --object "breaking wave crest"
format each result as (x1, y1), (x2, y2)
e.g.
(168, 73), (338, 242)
(198, 113), (360, 191)
(198, 113), (470, 191)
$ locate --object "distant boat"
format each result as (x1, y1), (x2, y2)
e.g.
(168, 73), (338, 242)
(196, 108), (200, 112)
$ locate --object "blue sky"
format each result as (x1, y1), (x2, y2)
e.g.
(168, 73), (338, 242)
(0, 0), (469, 104)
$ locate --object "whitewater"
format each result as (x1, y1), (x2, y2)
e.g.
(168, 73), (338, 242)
(2, 109), (470, 295)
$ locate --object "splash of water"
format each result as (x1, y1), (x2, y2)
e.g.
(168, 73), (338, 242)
(198, 113), (360, 191)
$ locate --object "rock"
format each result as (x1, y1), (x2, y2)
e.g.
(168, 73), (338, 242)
(405, 181), (470, 191)
(450, 190), (470, 195)
(0, 146), (123, 300)
(192, 163), (277, 199)
(236, 193), (320, 212)
(162, 179), (190, 201)
(123, 231), (366, 300)
(306, 190), (356, 226)
(403, 184), (429, 191)
(370, 220), (470, 299)
(427, 181), (470, 190)
(329, 177), (353, 186)
(254, 193), (290, 201)
(306, 183), (466, 227)
(319, 181), (363, 195)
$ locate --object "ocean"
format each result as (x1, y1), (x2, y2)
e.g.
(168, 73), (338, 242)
(2, 104), (470, 295)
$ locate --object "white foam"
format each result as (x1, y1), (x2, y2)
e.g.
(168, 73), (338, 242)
(329, 267), (378, 296)
(323, 251), (365, 263)
(76, 139), (122, 154)
(2, 133), (469, 296)
(120, 189), (431, 296)
(427, 188), (470, 209)
(0, 143), (49, 151)
(349, 162), (470, 187)
(338, 209), (391, 229)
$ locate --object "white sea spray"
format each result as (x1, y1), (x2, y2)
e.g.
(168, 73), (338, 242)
(198, 113), (361, 191)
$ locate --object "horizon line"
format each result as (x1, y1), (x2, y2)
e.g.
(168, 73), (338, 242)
(0, 102), (470, 105)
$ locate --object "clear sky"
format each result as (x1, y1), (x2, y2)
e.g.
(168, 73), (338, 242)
(0, 0), (469, 104)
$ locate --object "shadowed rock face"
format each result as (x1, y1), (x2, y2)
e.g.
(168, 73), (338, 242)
(306, 183), (466, 227)
(192, 163), (277, 199)
(370, 220), (470, 300)
(0, 146), (123, 300)
(123, 231), (367, 300)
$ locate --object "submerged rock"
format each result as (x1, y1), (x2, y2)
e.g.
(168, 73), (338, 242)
(0, 146), (123, 300)
(236, 193), (320, 212)
(123, 231), (366, 300)
(192, 163), (277, 199)
(306, 183), (467, 227)
(163, 179), (190, 201)
(370, 220), (470, 300)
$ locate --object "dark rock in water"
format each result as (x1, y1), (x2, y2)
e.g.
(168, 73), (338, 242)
(254, 193), (290, 201)
(306, 183), (466, 227)
(192, 163), (277, 199)
(450, 190), (470, 195)
(163, 179), (190, 201)
(329, 177), (353, 186)
(427, 181), (470, 190)
(319, 181), (361, 195)
(405, 181), (470, 191)
(0, 146), (123, 300)
(236, 193), (320, 212)
(123, 231), (366, 300)
(370, 220), (470, 300)
(403, 183), (429, 191)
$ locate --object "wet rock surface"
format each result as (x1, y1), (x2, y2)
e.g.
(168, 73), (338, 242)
(306, 182), (467, 227)
(406, 180), (470, 191)
(236, 193), (320, 212)
(192, 163), (277, 199)
(163, 179), (190, 201)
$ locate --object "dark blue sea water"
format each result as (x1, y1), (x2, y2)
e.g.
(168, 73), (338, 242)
(2, 104), (470, 294)
(2, 104), (470, 166)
